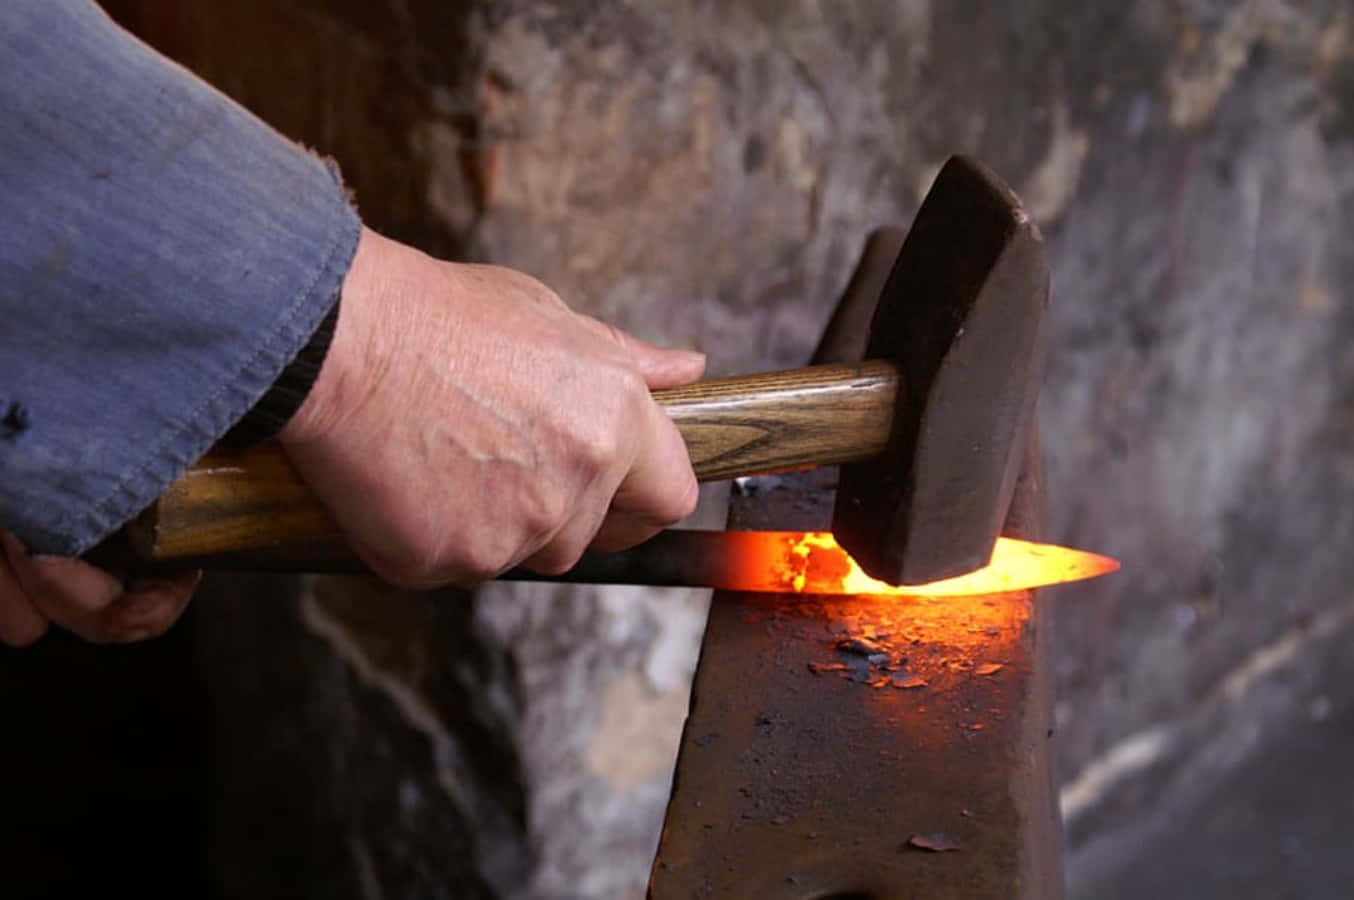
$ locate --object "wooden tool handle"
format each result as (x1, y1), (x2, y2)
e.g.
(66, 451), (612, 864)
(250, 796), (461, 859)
(659, 359), (895, 479)
(120, 360), (899, 564)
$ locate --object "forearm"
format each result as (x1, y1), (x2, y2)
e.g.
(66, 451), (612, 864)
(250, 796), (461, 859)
(0, 0), (360, 554)
(0, 2), (705, 647)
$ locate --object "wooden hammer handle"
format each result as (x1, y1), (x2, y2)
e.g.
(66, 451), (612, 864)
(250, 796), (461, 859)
(119, 360), (899, 564)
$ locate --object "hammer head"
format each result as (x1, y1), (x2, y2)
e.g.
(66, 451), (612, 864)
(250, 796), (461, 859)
(832, 156), (1048, 585)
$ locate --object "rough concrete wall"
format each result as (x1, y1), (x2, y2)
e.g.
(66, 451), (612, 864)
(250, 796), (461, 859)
(8, 1), (1354, 898)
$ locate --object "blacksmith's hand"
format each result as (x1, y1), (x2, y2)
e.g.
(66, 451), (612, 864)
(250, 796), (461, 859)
(276, 227), (705, 589)
(0, 531), (199, 646)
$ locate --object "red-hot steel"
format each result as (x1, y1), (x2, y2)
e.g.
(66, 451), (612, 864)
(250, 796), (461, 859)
(732, 532), (1118, 596)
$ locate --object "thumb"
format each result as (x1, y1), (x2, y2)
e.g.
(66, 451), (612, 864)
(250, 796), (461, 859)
(606, 325), (707, 389)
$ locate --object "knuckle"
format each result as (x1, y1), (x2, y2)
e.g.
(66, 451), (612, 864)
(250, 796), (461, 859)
(618, 365), (648, 400)
(520, 481), (570, 538)
(640, 470), (698, 530)
(360, 520), (524, 589)
(530, 542), (586, 577)
(589, 370), (647, 457)
(401, 549), (455, 587)
(451, 528), (523, 585)
(574, 421), (619, 473)
(462, 543), (512, 584)
(670, 473), (700, 521)
(362, 535), (450, 588)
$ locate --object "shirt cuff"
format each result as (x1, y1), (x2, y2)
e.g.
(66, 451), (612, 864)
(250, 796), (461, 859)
(0, 0), (363, 554)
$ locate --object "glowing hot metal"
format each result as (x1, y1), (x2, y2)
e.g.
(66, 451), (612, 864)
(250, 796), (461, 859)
(712, 531), (1117, 596)
(772, 532), (1116, 595)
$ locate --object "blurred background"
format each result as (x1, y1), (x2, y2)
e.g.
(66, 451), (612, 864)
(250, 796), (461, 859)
(4, 1), (1354, 897)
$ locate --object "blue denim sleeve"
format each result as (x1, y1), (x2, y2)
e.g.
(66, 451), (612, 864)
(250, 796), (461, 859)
(0, 0), (362, 554)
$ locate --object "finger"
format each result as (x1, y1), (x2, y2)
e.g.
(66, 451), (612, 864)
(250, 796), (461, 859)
(637, 346), (706, 389)
(5, 548), (124, 637)
(349, 529), (523, 591)
(605, 404), (699, 544)
(589, 507), (668, 553)
(581, 317), (706, 389)
(519, 526), (590, 576)
(91, 570), (201, 644)
(3, 536), (139, 643)
(0, 535), (48, 647)
(519, 477), (622, 576)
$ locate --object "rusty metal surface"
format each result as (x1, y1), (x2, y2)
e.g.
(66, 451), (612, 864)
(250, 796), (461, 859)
(649, 446), (1059, 899)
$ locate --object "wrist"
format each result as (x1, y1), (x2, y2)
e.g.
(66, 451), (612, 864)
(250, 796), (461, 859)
(222, 298), (339, 447)
(278, 225), (381, 447)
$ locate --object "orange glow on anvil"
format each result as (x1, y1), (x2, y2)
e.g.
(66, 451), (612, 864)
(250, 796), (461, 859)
(734, 532), (1118, 597)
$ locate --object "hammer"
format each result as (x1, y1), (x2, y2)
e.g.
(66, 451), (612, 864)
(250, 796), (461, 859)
(98, 156), (1047, 587)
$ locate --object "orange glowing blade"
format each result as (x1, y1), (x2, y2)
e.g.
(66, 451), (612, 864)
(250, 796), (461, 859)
(731, 532), (1118, 596)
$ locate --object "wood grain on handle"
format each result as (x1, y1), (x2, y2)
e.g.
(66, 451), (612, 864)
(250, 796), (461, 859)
(658, 360), (897, 480)
(126, 360), (901, 562)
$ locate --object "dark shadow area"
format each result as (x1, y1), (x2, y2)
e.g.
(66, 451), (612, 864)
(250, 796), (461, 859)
(0, 613), (206, 897)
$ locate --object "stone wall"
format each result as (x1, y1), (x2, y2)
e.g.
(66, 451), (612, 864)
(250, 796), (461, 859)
(6, 2), (1354, 897)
